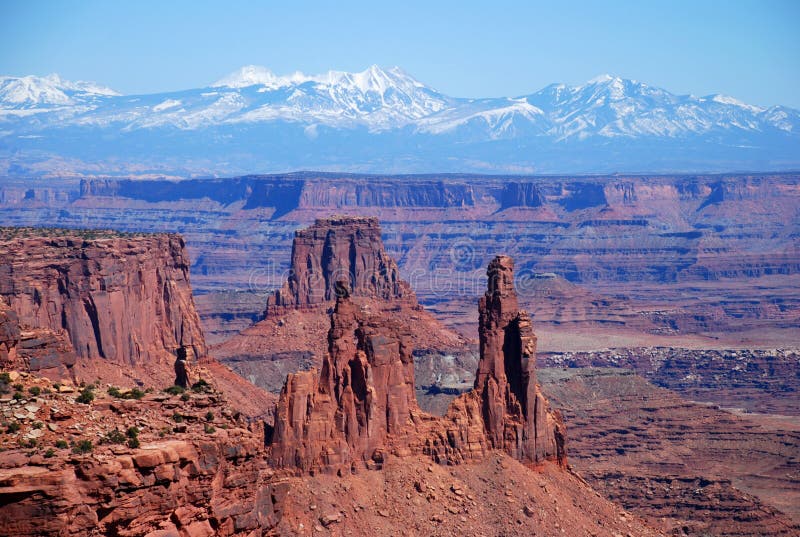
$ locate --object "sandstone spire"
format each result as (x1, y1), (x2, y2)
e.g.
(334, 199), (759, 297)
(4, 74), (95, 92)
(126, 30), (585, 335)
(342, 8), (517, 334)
(474, 255), (565, 464)
(269, 280), (420, 473)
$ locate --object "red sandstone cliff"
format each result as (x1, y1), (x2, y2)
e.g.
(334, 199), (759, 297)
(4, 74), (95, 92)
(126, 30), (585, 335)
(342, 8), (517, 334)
(0, 230), (206, 384)
(0, 228), (274, 417)
(268, 256), (566, 474)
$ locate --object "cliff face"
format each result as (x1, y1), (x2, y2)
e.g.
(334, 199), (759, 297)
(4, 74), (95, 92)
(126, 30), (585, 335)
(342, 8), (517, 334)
(266, 216), (413, 312)
(268, 257), (566, 474)
(0, 228), (275, 417)
(0, 231), (206, 385)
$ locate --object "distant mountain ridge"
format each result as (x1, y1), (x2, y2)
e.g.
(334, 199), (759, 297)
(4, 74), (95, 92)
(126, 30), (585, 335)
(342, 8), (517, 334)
(1, 65), (798, 176)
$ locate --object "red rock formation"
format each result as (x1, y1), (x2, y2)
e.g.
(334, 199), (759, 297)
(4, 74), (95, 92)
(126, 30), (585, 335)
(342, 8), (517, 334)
(0, 372), (285, 536)
(0, 231), (206, 385)
(269, 258), (566, 473)
(215, 216), (467, 393)
(269, 281), (421, 472)
(0, 228), (275, 418)
(266, 216), (413, 313)
(0, 299), (20, 369)
(474, 255), (566, 464)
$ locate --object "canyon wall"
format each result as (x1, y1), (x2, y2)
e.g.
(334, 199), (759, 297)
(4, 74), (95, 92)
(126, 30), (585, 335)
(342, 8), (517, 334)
(2, 172), (796, 347)
(0, 229), (206, 385)
(0, 228), (275, 419)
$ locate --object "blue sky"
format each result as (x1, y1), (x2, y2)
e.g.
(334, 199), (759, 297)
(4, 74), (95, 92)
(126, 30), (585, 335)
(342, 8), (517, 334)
(1, 0), (799, 107)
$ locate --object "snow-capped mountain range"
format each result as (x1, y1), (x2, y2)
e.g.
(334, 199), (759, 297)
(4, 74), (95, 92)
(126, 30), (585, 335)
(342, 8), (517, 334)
(1, 65), (798, 176)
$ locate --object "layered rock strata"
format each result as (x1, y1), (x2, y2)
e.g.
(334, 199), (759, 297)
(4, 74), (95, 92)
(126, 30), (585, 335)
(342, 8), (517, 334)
(268, 257), (566, 474)
(266, 216), (413, 312)
(0, 230), (206, 385)
(0, 228), (275, 418)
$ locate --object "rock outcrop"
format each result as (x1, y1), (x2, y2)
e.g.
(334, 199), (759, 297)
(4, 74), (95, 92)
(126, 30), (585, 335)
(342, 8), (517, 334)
(0, 229), (206, 386)
(0, 299), (20, 369)
(0, 372), (285, 537)
(215, 216), (466, 394)
(474, 255), (566, 464)
(269, 281), (421, 472)
(0, 228), (275, 418)
(268, 257), (566, 473)
(266, 216), (413, 313)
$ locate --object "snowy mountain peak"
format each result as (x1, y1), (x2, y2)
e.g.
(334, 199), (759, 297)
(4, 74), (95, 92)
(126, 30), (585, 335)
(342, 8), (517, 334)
(709, 94), (765, 113)
(0, 74), (119, 107)
(211, 65), (282, 88)
(212, 64), (432, 94)
(586, 73), (617, 84)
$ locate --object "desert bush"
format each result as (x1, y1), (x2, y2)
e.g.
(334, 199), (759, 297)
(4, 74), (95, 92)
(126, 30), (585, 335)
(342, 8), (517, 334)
(103, 429), (126, 444)
(27, 386), (41, 396)
(164, 385), (184, 396)
(191, 379), (210, 393)
(72, 439), (93, 454)
(76, 387), (94, 404)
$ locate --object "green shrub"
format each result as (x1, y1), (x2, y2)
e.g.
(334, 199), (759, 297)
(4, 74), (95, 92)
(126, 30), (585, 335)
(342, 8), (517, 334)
(53, 383), (61, 390)
(44, 448), (55, 458)
(205, 411), (214, 422)
(180, 393), (190, 402)
(126, 426), (139, 439)
(76, 387), (94, 404)
(55, 439), (68, 449)
(72, 439), (93, 454)
(32, 421), (43, 430)
(13, 383), (23, 392)
(204, 424), (216, 434)
(171, 412), (184, 423)
(103, 429), (126, 444)
(126, 437), (140, 449)
(123, 388), (145, 400)
(191, 379), (210, 393)
(107, 386), (122, 398)
(6, 422), (20, 433)
(27, 386), (41, 396)
(0, 373), (10, 383)
(12, 392), (24, 401)
(164, 385), (184, 396)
